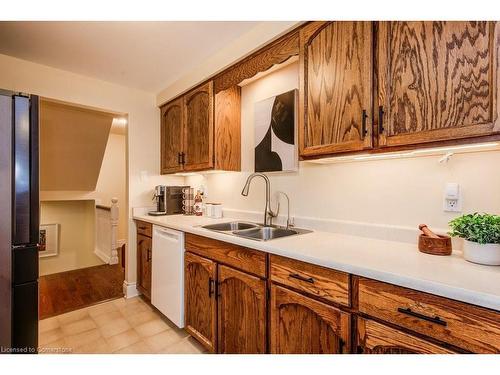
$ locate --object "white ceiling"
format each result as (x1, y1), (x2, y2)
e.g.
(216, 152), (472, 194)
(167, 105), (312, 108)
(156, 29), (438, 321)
(0, 21), (260, 93)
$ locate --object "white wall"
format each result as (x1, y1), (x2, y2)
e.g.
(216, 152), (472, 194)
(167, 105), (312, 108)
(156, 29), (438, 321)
(0, 53), (184, 285)
(186, 62), (500, 232)
(39, 200), (102, 276)
(95, 133), (127, 240)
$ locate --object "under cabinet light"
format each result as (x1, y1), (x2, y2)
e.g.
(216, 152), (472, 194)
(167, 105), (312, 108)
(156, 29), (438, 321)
(353, 153), (410, 161)
(410, 142), (499, 155)
(305, 142), (500, 164)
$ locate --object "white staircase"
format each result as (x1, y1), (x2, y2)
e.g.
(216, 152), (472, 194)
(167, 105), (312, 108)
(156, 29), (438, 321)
(95, 198), (119, 265)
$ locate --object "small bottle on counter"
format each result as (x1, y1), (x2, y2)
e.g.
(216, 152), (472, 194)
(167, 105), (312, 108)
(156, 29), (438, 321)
(194, 190), (203, 216)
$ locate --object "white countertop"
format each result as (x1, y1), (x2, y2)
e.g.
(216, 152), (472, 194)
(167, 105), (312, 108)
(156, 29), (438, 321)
(134, 213), (500, 312)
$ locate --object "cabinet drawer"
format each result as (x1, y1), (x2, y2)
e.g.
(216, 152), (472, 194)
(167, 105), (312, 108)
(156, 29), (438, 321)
(136, 220), (152, 237)
(358, 278), (500, 353)
(357, 317), (457, 354)
(185, 234), (266, 278)
(270, 255), (350, 307)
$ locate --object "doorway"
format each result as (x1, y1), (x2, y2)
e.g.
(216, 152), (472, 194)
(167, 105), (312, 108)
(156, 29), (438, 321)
(37, 98), (128, 319)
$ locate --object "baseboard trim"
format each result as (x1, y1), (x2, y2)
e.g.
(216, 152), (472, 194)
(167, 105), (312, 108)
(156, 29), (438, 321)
(123, 281), (140, 299)
(94, 248), (111, 264)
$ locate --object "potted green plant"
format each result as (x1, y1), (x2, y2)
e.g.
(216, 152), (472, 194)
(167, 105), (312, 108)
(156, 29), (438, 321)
(448, 213), (500, 266)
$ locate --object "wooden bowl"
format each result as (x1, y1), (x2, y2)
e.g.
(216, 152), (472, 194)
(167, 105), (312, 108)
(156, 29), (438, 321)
(418, 234), (452, 256)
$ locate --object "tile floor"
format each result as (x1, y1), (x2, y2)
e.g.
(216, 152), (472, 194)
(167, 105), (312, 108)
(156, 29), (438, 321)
(38, 296), (206, 354)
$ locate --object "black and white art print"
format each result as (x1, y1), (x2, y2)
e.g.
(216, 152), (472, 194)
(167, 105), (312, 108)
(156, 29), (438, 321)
(254, 89), (297, 173)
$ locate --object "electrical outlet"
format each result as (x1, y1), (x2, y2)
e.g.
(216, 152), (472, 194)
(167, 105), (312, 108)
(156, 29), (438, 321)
(444, 198), (460, 212)
(443, 182), (462, 212)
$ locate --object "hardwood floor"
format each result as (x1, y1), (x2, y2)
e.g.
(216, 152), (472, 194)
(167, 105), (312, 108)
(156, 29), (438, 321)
(39, 264), (125, 320)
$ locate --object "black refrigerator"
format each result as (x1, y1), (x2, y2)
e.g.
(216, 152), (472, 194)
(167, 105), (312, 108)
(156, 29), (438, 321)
(0, 90), (39, 353)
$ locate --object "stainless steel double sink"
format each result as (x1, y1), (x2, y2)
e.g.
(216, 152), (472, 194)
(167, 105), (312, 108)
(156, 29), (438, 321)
(201, 221), (312, 241)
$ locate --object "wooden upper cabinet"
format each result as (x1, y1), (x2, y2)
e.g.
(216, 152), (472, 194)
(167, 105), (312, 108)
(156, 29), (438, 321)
(183, 81), (214, 171)
(357, 318), (457, 354)
(270, 285), (350, 354)
(378, 21), (500, 147)
(184, 252), (217, 353)
(160, 98), (183, 174)
(299, 21), (373, 157)
(217, 265), (267, 354)
(214, 86), (241, 171)
(160, 82), (241, 174)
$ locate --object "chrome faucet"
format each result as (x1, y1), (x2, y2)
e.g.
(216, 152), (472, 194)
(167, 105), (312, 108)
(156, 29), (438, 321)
(241, 172), (277, 226)
(275, 191), (293, 230)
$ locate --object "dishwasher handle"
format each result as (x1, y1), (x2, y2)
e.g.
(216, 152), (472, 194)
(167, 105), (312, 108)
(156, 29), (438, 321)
(154, 227), (182, 241)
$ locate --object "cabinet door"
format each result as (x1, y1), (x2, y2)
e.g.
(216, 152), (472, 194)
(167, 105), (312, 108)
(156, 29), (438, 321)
(217, 265), (267, 354)
(378, 21), (500, 147)
(183, 81), (214, 171)
(160, 98), (184, 174)
(136, 234), (151, 299)
(299, 21), (373, 157)
(184, 252), (217, 352)
(270, 285), (350, 354)
(357, 317), (457, 354)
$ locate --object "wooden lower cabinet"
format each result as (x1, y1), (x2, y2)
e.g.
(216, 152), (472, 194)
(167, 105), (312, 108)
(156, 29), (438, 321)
(218, 265), (267, 353)
(358, 277), (500, 353)
(181, 237), (498, 354)
(357, 317), (456, 354)
(270, 284), (350, 354)
(136, 233), (152, 299)
(184, 252), (217, 353)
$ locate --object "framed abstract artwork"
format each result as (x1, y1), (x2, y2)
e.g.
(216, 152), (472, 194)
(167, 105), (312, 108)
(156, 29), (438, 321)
(254, 89), (298, 173)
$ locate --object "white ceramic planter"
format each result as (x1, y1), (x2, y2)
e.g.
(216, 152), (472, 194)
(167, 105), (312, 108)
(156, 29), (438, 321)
(463, 240), (500, 266)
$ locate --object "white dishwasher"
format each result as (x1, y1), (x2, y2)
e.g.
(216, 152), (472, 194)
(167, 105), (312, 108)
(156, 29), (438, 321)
(151, 225), (185, 328)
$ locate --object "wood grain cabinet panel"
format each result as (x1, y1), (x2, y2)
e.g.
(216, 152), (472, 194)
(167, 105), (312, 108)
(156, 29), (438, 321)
(136, 220), (152, 238)
(270, 285), (350, 354)
(183, 82), (214, 171)
(136, 233), (152, 300)
(358, 278), (500, 353)
(160, 98), (184, 174)
(270, 254), (350, 307)
(217, 265), (267, 353)
(184, 252), (217, 353)
(214, 86), (241, 171)
(378, 21), (500, 147)
(185, 234), (267, 278)
(299, 21), (373, 157)
(357, 317), (457, 354)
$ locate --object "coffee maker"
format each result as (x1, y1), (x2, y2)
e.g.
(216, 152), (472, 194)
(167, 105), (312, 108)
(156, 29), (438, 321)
(148, 185), (185, 216)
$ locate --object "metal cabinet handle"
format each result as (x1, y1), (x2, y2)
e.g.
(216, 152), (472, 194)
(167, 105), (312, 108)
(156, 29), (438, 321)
(138, 226), (147, 230)
(289, 273), (314, 284)
(397, 307), (447, 327)
(361, 109), (368, 138)
(208, 277), (215, 298)
(217, 281), (222, 298)
(147, 249), (152, 262)
(177, 152), (182, 165)
(338, 338), (345, 354)
(378, 106), (385, 134)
